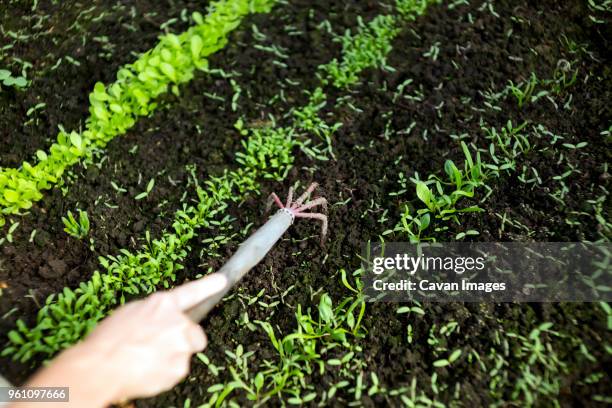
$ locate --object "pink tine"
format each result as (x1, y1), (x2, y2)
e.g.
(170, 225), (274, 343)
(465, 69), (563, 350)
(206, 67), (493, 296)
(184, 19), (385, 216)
(295, 197), (327, 214)
(285, 187), (294, 208)
(294, 182), (319, 207)
(270, 192), (284, 210)
(294, 212), (328, 241)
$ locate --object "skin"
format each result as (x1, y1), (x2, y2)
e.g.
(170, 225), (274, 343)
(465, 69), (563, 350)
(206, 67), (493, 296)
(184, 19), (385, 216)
(10, 273), (227, 408)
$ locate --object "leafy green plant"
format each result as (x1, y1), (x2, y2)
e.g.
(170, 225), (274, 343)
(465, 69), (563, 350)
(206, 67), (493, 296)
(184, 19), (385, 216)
(482, 121), (530, 176)
(301, 0), (438, 162)
(488, 324), (568, 406)
(394, 142), (487, 241)
(339, 268), (366, 336)
(235, 126), (297, 181)
(319, 0), (439, 89)
(396, 0), (437, 19)
(293, 87), (341, 160)
(205, 292), (360, 406)
(320, 15), (399, 88)
(199, 262), (369, 407)
(392, 115), (541, 242)
(507, 73), (538, 108)
(393, 205), (432, 243)
(62, 209), (90, 239)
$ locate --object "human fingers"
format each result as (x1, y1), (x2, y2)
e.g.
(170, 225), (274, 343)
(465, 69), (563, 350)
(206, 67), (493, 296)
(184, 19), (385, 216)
(168, 273), (227, 311)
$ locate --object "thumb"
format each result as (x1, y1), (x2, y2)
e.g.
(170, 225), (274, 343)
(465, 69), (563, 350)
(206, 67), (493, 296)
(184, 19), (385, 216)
(169, 273), (228, 311)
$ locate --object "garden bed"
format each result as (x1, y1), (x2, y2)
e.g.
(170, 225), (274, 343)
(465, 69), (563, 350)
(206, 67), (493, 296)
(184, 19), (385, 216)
(1, 0), (610, 406)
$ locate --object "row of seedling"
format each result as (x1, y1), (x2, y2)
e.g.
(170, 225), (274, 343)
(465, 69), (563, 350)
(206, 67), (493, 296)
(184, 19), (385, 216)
(0, 0), (278, 227)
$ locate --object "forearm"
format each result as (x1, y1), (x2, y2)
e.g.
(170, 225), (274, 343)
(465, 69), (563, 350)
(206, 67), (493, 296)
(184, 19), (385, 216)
(12, 342), (120, 408)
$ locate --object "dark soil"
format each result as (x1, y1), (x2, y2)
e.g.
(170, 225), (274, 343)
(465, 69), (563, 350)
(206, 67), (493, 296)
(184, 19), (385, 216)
(0, 0), (216, 167)
(1, 0), (610, 407)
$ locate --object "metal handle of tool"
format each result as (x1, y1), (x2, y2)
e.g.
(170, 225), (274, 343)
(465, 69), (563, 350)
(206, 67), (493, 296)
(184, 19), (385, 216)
(186, 210), (293, 322)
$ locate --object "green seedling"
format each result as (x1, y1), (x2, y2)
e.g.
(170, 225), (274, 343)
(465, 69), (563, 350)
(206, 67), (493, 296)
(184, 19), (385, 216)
(339, 268), (366, 335)
(236, 127), (297, 181)
(294, 88), (341, 160)
(415, 150), (485, 218)
(433, 349), (462, 368)
(393, 205), (432, 243)
(26, 103), (46, 117)
(204, 263), (368, 406)
(62, 209), (90, 239)
(396, 305), (425, 316)
(423, 42), (441, 61)
(397, 0), (439, 19)
(320, 14), (399, 88)
(507, 73), (538, 108)
(2, 221), (20, 244)
(216, 293), (357, 404)
(135, 178), (155, 200)
(587, 0), (612, 23)
(550, 60), (578, 93)
(394, 140), (490, 242)
(502, 323), (567, 405)
(0, 69), (28, 89)
(482, 120), (530, 165)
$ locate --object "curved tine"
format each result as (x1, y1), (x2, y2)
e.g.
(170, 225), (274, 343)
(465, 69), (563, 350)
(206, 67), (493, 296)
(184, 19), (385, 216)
(294, 212), (328, 243)
(285, 187), (294, 208)
(294, 182), (319, 207)
(296, 197), (327, 213)
(266, 192), (284, 212)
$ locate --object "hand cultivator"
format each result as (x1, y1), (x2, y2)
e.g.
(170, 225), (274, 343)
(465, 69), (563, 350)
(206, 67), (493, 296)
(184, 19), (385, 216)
(187, 183), (327, 322)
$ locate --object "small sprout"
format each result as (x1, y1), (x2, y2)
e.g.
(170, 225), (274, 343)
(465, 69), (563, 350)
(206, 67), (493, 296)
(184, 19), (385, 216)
(135, 178), (155, 200)
(507, 72), (538, 108)
(406, 324), (413, 344)
(5, 222), (20, 243)
(448, 349), (462, 363)
(455, 230), (480, 240)
(0, 69), (28, 89)
(26, 103), (46, 117)
(396, 305), (425, 316)
(62, 209), (90, 239)
(110, 181), (127, 193)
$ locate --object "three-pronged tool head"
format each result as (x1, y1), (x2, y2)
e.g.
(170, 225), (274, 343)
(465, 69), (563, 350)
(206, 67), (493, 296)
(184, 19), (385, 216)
(267, 182), (328, 243)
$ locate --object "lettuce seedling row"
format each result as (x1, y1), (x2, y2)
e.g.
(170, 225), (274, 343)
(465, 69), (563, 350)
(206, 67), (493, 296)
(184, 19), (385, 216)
(0, 0), (610, 406)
